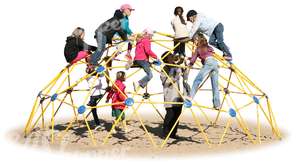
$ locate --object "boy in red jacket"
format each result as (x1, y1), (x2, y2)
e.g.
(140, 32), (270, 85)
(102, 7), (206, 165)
(106, 71), (128, 132)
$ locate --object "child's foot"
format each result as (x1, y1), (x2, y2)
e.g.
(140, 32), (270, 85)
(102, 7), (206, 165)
(122, 120), (131, 133)
(94, 125), (103, 131)
(125, 60), (133, 70)
(214, 105), (221, 111)
(223, 55), (232, 61)
(185, 96), (192, 101)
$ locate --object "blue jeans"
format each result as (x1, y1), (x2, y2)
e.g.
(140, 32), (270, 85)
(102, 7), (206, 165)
(190, 57), (220, 108)
(209, 23), (232, 57)
(91, 32), (107, 65)
(134, 60), (153, 88)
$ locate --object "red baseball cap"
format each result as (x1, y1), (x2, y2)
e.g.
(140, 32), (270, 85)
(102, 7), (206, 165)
(120, 4), (135, 11)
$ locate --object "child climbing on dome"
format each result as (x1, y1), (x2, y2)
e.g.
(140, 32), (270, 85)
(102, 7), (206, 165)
(132, 28), (159, 91)
(106, 71), (128, 133)
(171, 6), (189, 56)
(64, 27), (97, 64)
(186, 10), (233, 61)
(188, 33), (221, 110)
(91, 9), (129, 66)
(85, 68), (107, 131)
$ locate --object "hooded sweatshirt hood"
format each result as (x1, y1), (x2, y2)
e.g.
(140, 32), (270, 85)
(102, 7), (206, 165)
(114, 9), (124, 20)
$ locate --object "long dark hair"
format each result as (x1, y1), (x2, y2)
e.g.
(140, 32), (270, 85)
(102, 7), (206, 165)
(174, 6), (186, 25)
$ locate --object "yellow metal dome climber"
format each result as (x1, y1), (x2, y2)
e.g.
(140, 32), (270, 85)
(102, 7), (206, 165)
(23, 31), (281, 149)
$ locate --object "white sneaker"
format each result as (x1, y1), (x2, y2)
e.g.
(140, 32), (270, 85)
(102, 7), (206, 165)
(94, 125), (102, 131)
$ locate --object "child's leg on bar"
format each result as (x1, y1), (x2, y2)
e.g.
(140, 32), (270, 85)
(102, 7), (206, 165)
(190, 63), (213, 98)
(91, 32), (107, 65)
(134, 60), (153, 88)
(210, 63), (221, 109)
(213, 23), (232, 58)
(71, 51), (90, 64)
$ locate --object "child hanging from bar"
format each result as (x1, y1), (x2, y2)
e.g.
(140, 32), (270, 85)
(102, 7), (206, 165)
(64, 27), (97, 64)
(106, 71), (128, 133)
(132, 28), (159, 91)
(187, 33), (221, 110)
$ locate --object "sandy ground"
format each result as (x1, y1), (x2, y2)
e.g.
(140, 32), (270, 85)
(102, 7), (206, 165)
(7, 115), (282, 157)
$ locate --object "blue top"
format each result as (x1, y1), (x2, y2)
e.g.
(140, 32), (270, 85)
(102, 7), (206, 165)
(120, 16), (133, 36)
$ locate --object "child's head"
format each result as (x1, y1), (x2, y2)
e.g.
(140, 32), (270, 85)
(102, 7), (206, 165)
(142, 28), (154, 39)
(161, 51), (173, 64)
(193, 33), (208, 51)
(120, 4), (135, 16)
(72, 27), (85, 39)
(174, 6), (184, 16)
(186, 10), (197, 23)
(116, 71), (126, 81)
(174, 6), (186, 25)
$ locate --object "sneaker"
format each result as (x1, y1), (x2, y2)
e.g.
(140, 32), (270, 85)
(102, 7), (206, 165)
(223, 55), (232, 61)
(214, 106), (221, 111)
(94, 125), (103, 131)
(125, 60), (133, 70)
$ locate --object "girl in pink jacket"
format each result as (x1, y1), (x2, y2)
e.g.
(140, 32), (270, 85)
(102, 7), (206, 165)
(133, 28), (158, 91)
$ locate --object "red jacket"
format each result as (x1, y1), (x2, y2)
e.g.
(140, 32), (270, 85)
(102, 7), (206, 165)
(106, 80), (127, 110)
(134, 37), (157, 61)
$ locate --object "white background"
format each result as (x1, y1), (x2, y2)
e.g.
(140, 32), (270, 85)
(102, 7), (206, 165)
(0, 0), (300, 164)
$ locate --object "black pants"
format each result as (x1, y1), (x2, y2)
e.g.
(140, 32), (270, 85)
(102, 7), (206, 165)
(88, 95), (103, 126)
(174, 39), (186, 55)
(163, 106), (182, 137)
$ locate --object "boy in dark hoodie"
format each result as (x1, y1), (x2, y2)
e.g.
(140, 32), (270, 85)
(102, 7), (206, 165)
(90, 10), (128, 66)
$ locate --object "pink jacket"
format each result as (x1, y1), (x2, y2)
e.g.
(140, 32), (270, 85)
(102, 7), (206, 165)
(134, 37), (157, 61)
(106, 80), (127, 110)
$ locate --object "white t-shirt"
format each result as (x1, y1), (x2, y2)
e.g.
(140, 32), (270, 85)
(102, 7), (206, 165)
(171, 15), (189, 39)
(86, 75), (106, 96)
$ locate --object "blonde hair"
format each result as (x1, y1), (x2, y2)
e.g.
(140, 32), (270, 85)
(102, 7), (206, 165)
(72, 27), (85, 38)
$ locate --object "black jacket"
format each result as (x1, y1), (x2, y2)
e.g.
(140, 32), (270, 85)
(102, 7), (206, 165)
(64, 36), (97, 63)
(95, 10), (128, 44)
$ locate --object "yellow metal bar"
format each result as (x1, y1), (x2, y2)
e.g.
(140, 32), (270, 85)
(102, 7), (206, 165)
(83, 114), (97, 145)
(132, 105), (158, 148)
(257, 104), (261, 144)
(24, 97), (40, 135)
(161, 108), (185, 148)
(154, 31), (174, 38)
(148, 99), (164, 120)
(266, 98), (281, 139)
(126, 68), (142, 79)
(190, 108), (211, 146)
(51, 101), (55, 143)
(219, 118), (232, 145)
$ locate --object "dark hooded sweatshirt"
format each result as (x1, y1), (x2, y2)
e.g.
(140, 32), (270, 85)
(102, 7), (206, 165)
(95, 10), (128, 44)
(64, 37), (97, 63)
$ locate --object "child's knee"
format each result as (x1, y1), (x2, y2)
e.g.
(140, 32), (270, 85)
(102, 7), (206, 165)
(148, 72), (153, 79)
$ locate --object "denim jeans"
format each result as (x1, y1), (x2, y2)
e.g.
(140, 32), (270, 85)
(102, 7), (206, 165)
(91, 32), (107, 65)
(190, 57), (220, 108)
(209, 23), (232, 57)
(134, 60), (153, 88)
